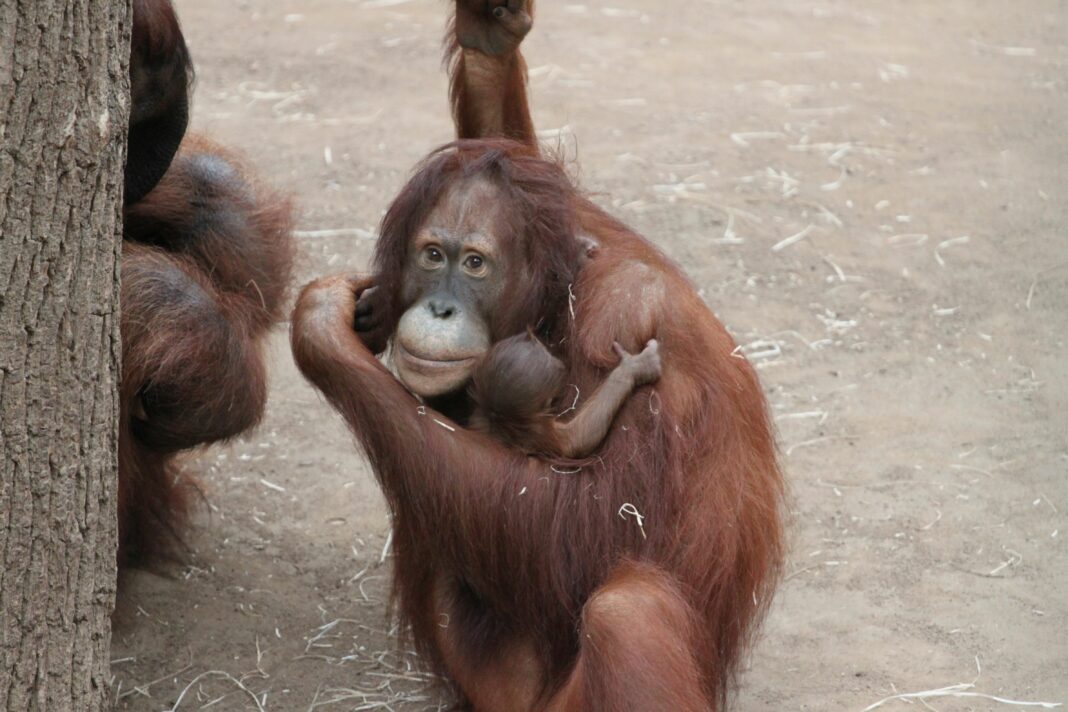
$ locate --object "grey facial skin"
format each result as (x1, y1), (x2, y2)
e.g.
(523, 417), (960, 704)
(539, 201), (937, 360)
(393, 178), (510, 397)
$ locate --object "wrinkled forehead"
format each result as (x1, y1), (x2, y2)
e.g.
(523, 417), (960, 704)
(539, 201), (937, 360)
(424, 175), (511, 237)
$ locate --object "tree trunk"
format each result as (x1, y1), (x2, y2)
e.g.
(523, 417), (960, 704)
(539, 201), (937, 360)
(0, 1), (129, 710)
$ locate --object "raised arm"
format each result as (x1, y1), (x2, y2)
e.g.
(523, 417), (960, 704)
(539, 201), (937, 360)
(449, 0), (537, 145)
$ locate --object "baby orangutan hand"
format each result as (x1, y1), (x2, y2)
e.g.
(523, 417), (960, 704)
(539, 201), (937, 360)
(613, 339), (661, 387)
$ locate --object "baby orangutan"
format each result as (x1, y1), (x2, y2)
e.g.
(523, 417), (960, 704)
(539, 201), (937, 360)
(469, 334), (661, 458)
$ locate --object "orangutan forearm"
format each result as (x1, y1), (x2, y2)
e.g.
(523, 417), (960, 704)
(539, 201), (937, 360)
(553, 370), (637, 458)
(453, 50), (536, 145)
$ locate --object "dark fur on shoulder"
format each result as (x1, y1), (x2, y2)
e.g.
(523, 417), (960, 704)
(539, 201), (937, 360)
(125, 136), (294, 332)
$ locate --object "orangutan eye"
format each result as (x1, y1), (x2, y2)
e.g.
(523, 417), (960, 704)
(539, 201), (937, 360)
(423, 246), (445, 265)
(463, 254), (485, 272)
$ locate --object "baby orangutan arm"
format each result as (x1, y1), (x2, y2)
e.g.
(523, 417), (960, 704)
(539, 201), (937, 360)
(554, 339), (660, 458)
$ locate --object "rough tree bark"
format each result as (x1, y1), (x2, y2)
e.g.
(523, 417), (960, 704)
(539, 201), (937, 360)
(0, 1), (130, 710)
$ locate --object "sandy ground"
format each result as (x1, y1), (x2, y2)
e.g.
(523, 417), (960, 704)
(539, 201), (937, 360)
(111, 1), (1068, 710)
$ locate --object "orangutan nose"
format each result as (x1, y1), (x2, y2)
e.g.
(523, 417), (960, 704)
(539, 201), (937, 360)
(428, 299), (457, 320)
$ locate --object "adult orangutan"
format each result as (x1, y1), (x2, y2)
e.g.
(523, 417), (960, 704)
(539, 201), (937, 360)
(292, 1), (783, 709)
(119, 0), (293, 564)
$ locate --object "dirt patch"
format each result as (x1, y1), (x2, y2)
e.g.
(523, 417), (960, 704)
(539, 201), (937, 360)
(113, 1), (1067, 709)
